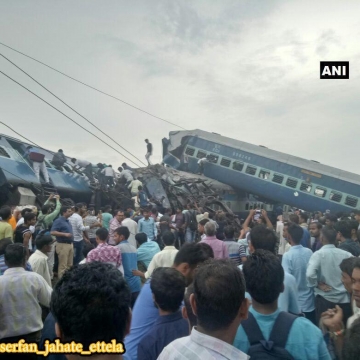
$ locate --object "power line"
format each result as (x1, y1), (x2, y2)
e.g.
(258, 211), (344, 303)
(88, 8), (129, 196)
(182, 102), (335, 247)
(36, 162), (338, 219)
(0, 41), (187, 130)
(0, 70), (143, 167)
(0, 52), (146, 166)
(0, 122), (43, 149)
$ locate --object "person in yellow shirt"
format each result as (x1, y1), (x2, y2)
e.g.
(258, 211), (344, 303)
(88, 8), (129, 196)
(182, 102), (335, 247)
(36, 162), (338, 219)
(0, 206), (13, 240)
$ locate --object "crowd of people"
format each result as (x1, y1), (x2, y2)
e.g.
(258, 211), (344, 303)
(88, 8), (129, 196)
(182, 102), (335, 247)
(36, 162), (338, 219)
(2, 187), (360, 359)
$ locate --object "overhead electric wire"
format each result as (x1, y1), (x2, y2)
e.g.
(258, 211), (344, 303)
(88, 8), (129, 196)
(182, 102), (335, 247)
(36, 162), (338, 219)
(0, 41), (187, 130)
(0, 52), (146, 166)
(0, 70), (143, 167)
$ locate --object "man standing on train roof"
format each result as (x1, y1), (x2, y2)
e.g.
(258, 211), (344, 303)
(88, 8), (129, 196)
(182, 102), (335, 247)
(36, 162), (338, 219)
(23, 145), (50, 184)
(71, 158), (94, 182)
(145, 139), (153, 166)
(51, 149), (67, 170)
(101, 164), (116, 188)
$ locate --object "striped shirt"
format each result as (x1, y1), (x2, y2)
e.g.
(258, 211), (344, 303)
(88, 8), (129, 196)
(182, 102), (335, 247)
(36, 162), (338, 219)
(158, 327), (249, 360)
(223, 239), (246, 266)
(86, 242), (122, 268)
(0, 267), (52, 338)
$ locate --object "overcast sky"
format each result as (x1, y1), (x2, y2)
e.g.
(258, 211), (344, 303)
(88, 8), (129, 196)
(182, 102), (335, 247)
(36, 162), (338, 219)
(1, 0), (359, 173)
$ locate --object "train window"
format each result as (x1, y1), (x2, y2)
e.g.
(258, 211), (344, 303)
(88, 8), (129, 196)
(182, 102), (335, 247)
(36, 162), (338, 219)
(207, 154), (219, 163)
(345, 196), (358, 208)
(272, 174), (284, 184)
(314, 187), (327, 198)
(286, 178), (298, 189)
(232, 161), (244, 172)
(330, 191), (342, 203)
(259, 170), (270, 179)
(185, 147), (195, 156)
(300, 182), (312, 192)
(196, 150), (207, 159)
(220, 158), (231, 167)
(245, 165), (257, 176)
(245, 203), (249, 210)
(0, 146), (10, 158)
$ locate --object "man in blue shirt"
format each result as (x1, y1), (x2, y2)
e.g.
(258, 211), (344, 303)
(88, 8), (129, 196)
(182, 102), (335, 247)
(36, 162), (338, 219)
(136, 232), (160, 268)
(114, 226), (141, 308)
(246, 225), (300, 314)
(234, 250), (331, 359)
(137, 209), (157, 241)
(137, 186), (149, 208)
(335, 221), (360, 256)
(137, 267), (189, 360)
(123, 242), (214, 360)
(282, 223), (315, 324)
(50, 206), (74, 279)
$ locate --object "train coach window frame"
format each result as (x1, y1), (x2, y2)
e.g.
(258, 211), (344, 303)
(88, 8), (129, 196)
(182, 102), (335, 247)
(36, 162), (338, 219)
(272, 173), (284, 184)
(196, 150), (207, 159)
(245, 165), (257, 176)
(220, 158), (231, 167)
(207, 154), (219, 164)
(0, 146), (11, 158)
(314, 187), (327, 198)
(300, 182), (312, 193)
(233, 161), (244, 172)
(185, 147), (195, 156)
(329, 191), (342, 203)
(259, 170), (270, 179)
(286, 178), (298, 189)
(345, 196), (358, 208)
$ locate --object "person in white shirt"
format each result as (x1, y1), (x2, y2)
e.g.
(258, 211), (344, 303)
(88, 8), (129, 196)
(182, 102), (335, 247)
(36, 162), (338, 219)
(128, 178), (143, 196)
(16, 207), (36, 234)
(101, 165), (116, 187)
(132, 231), (179, 280)
(28, 235), (53, 287)
(121, 211), (138, 248)
(0, 243), (52, 343)
(68, 203), (100, 265)
(118, 166), (134, 187)
(71, 158), (94, 181)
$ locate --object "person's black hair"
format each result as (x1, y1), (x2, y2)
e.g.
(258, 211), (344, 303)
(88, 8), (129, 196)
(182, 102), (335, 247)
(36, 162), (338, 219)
(122, 163), (127, 167)
(0, 206), (12, 221)
(289, 214), (299, 224)
(198, 218), (209, 226)
(249, 225), (277, 254)
(138, 185), (143, 190)
(41, 203), (53, 215)
(4, 243), (26, 267)
(58, 149), (63, 152)
(51, 262), (131, 349)
(71, 158), (76, 163)
(342, 318), (360, 360)
(173, 243), (214, 268)
(340, 257), (359, 277)
(299, 212), (308, 223)
(135, 232), (147, 245)
(24, 212), (36, 224)
(243, 249), (284, 304)
(74, 203), (84, 212)
(21, 208), (32, 218)
(36, 235), (53, 250)
(82, 242), (95, 258)
(321, 226), (337, 244)
(142, 208), (149, 213)
(184, 284), (197, 328)
(287, 223), (304, 245)
(194, 259), (245, 331)
(349, 220), (359, 232)
(95, 228), (109, 241)
(196, 242), (214, 259)
(60, 206), (71, 216)
(124, 211), (131, 218)
(326, 214), (338, 223)
(118, 167), (123, 171)
(224, 225), (235, 239)
(145, 139), (149, 142)
(162, 231), (175, 246)
(334, 221), (352, 239)
(0, 238), (13, 256)
(115, 226), (130, 240)
(351, 258), (360, 271)
(150, 267), (186, 312)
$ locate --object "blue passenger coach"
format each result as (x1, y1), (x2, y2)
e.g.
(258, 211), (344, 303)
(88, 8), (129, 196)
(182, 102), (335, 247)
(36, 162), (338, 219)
(162, 130), (360, 214)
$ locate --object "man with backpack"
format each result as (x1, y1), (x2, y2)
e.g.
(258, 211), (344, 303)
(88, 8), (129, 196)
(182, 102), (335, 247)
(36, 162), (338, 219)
(185, 204), (198, 243)
(35, 194), (61, 279)
(233, 250), (331, 359)
(24, 145), (50, 184)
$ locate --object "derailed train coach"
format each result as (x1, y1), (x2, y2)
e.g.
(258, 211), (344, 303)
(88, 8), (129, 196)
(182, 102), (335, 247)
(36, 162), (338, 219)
(162, 129), (360, 214)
